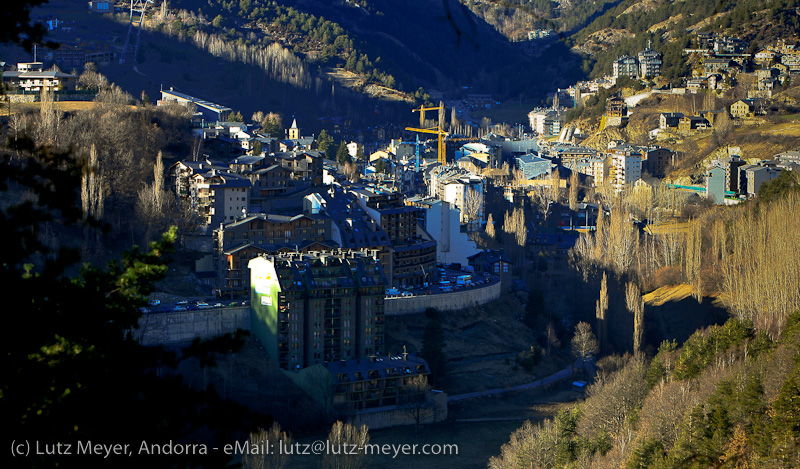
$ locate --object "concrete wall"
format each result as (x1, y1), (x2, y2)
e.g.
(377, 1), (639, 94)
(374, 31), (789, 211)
(384, 279), (501, 316)
(134, 307), (250, 346)
(8, 93), (96, 103)
(350, 392), (448, 430)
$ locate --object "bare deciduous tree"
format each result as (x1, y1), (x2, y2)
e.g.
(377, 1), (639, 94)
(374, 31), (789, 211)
(571, 321), (598, 361)
(342, 161), (361, 183)
(81, 143), (105, 221)
(242, 422), (292, 469)
(486, 212), (495, 239)
(400, 374), (436, 429)
(596, 272), (608, 349)
(549, 168), (561, 203)
(626, 282), (645, 353)
(569, 170), (579, 211)
(303, 364), (335, 413)
(78, 62), (108, 91)
(463, 186), (482, 229)
(321, 421), (370, 469)
(136, 151), (173, 242)
(37, 88), (61, 146)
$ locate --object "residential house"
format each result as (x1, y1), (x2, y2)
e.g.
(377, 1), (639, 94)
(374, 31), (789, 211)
(274, 151), (323, 181)
(686, 77), (709, 90)
(730, 99), (762, 118)
(228, 155), (265, 174)
(698, 109), (726, 127)
(754, 48), (778, 64)
(781, 50), (800, 72)
(2, 63), (77, 92)
(467, 250), (512, 292)
(678, 116), (711, 132)
(202, 135), (246, 161)
(605, 96), (628, 126)
(704, 58), (735, 75)
(169, 159), (229, 201)
(659, 112), (685, 130)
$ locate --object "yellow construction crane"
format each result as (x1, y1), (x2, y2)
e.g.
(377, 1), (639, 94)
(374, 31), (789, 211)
(412, 104), (443, 127)
(404, 126), (449, 164)
(407, 104), (448, 164)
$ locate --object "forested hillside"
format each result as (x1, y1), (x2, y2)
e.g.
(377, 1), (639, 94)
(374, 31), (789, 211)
(463, 0), (800, 86)
(152, 0), (586, 100)
(489, 174), (800, 467)
(460, 0), (623, 39)
(491, 312), (800, 467)
(569, 0), (800, 81)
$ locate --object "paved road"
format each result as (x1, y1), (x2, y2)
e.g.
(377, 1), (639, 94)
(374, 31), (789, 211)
(447, 358), (586, 402)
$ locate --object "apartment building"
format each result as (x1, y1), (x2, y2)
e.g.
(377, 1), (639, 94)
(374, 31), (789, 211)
(249, 250), (387, 370)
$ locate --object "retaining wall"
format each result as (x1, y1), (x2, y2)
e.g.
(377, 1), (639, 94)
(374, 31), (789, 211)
(135, 307), (249, 346)
(384, 279), (501, 316)
(350, 392), (448, 430)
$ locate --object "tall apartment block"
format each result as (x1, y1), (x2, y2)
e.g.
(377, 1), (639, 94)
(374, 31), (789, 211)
(248, 250), (387, 370)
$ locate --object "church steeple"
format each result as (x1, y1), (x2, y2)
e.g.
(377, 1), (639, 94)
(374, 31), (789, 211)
(288, 118), (299, 140)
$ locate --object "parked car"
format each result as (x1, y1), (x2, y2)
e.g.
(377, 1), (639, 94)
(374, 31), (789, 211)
(148, 299), (161, 306)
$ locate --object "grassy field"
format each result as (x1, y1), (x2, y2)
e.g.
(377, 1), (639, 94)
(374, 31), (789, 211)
(3, 100), (102, 115)
(645, 220), (690, 236)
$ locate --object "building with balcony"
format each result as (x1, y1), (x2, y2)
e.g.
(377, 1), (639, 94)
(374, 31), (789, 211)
(193, 170), (251, 226)
(325, 354), (435, 413)
(613, 55), (639, 79)
(249, 250), (387, 370)
(213, 213), (335, 291)
(1, 62), (77, 92)
(637, 47), (663, 78)
(608, 146), (642, 192)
